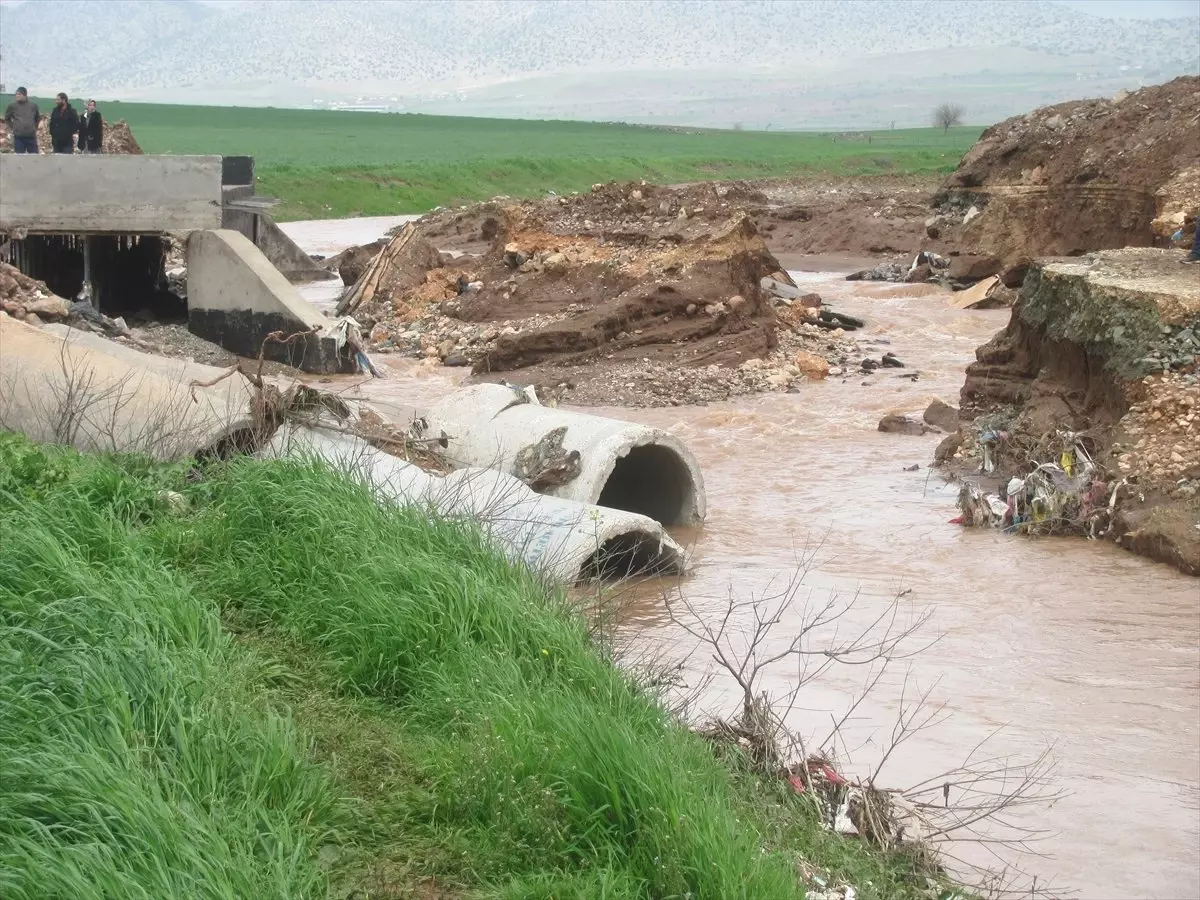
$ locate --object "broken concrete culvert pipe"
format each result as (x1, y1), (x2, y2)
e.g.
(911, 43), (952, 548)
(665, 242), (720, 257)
(424, 383), (707, 526)
(0, 314), (257, 461)
(263, 424), (686, 582)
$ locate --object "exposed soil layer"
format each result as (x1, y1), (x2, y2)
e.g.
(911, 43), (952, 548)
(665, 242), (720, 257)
(350, 181), (876, 406)
(951, 249), (1199, 574)
(936, 75), (1200, 266)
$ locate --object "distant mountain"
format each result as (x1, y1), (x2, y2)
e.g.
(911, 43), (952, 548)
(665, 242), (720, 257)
(2, 0), (1196, 127)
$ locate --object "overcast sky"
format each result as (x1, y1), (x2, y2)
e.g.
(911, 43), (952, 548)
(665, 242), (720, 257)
(1, 0), (1198, 16)
(1052, 0), (1199, 17)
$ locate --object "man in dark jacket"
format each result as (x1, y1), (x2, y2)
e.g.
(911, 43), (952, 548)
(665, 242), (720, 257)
(3, 87), (41, 153)
(48, 93), (79, 154)
(78, 99), (103, 153)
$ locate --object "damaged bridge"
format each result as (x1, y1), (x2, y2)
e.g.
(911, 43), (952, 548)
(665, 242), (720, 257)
(0, 153), (350, 373)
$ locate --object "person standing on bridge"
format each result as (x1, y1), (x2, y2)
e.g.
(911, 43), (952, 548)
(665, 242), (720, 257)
(78, 99), (103, 153)
(48, 93), (79, 154)
(4, 87), (41, 154)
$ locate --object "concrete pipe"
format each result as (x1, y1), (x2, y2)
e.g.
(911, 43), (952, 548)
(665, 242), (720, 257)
(425, 383), (706, 526)
(0, 315), (255, 460)
(264, 424), (686, 582)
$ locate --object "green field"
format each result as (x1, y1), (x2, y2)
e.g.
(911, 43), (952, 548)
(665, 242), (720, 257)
(87, 100), (980, 219)
(0, 433), (958, 899)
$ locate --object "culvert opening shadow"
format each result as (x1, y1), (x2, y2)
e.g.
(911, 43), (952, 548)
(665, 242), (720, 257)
(596, 443), (695, 526)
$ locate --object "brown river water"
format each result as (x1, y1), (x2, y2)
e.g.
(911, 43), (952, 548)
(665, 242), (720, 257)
(288, 222), (1200, 899)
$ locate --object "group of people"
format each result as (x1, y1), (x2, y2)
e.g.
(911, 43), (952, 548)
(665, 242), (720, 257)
(3, 87), (104, 154)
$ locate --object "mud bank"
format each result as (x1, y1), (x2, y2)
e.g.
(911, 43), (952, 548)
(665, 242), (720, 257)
(343, 182), (868, 406)
(947, 248), (1199, 573)
(934, 75), (1200, 268)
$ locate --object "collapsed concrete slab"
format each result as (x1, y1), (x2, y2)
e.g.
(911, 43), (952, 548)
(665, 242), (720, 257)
(0, 155), (223, 234)
(0, 313), (255, 460)
(425, 383), (706, 525)
(186, 229), (354, 373)
(264, 424), (686, 582)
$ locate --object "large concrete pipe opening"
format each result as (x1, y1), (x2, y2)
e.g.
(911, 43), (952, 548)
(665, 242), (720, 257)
(597, 443), (695, 526)
(580, 529), (684, 581)
(425, 384), (708, 527)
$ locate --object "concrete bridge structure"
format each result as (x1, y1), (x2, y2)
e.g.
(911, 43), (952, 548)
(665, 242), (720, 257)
(0, 153), (348, 373)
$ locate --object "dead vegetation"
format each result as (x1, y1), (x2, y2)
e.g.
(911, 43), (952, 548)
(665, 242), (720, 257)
(658, 551), (1065, 899)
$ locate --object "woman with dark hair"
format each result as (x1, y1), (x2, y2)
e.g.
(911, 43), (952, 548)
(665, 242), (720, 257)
(79, 99), (103, 153)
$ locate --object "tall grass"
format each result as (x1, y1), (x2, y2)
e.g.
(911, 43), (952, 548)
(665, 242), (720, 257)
(0, 442), (339, 899)
(0, 435), (944, 898)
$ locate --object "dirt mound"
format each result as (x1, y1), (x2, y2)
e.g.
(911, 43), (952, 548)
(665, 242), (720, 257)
(936, 76), (1200, 265)
(0, 262), (70, 322)
(103, 120), (143, 155)
(352, 182), (867, 406)
(948, 249), (1199, 574)
(1, 114), (143, 154)
(474, 214), (779, 374)
(751, 178), (950, 259)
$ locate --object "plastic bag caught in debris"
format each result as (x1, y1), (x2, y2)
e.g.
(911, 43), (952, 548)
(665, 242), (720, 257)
(320, 315), (379, 377)
(956, 431), (1113, 536)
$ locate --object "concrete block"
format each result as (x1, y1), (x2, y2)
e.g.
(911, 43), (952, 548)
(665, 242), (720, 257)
(219, 189), (332, 284)
(0, 154), (222, 233)
(255, 214), (335, 283)
(186, 229), (352, 374)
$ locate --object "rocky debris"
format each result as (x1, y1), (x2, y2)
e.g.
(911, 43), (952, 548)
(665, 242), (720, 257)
(337, 239), (386, 286)
(877, 413), (931, 435)
(498, 319), (859, 408)
(0, 263), (70, 321)
(950, 248), (1199, 573)
(513, 426), (582, 490)
(1113, 371), (1200, 491)
(352, 185), (863, 406)
(923, 399), (960, 433)
(1152, 166), (1200, 244)
(936, 75), (1200, 266)
(847, 261), (906, 282)
(792, 350), (830, 380)
(1, 115), (142, 154)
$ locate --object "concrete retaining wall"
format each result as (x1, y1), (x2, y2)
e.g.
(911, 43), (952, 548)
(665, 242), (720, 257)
(186, 229), (351, 374)
(266, 424), (686, 582)
(425, 384), (706, 525)
(255, 214), (335, 283)
(220, 186), (332, 283)
(0, 154), (223, 233)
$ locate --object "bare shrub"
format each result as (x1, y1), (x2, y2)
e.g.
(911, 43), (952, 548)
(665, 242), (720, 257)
(662, 545), (1064, 898)
(934, 102), (966, 133)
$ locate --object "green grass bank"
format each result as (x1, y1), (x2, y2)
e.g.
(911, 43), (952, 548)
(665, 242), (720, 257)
(83, 100), (979, 219)
(0, 433), (956, 899)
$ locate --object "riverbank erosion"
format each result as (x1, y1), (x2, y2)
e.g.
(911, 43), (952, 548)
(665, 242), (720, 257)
(0, 432), (963, 900)
(932, 75), (1200, 270)
(339, 182), (864, 406)
(945, 249), (1199, 574)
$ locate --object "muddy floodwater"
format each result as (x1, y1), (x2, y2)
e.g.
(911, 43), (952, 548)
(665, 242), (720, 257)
(294, 222), (1200, 898)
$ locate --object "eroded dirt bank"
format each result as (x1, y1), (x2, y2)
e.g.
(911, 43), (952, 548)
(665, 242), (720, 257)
(944, 249), (1200, 573)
